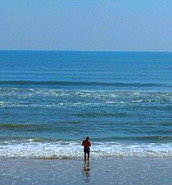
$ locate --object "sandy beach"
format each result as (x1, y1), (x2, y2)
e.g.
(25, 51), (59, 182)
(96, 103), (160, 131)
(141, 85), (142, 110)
(0, 157), (172, 185)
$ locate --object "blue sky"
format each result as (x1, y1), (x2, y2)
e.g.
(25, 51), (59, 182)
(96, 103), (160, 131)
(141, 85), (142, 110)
(0, 0), (172, 51)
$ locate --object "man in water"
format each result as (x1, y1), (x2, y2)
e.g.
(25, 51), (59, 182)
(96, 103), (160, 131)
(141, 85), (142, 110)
(82, 137), (91, 159)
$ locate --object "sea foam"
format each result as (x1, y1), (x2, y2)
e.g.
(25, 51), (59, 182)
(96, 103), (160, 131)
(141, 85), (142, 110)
(0, 141), (172, 158)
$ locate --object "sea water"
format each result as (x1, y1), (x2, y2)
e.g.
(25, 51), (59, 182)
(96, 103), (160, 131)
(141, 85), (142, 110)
(0, 51), (172, 158)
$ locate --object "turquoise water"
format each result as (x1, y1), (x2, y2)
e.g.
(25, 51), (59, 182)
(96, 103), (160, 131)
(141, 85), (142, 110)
(0, 51), (172, 158)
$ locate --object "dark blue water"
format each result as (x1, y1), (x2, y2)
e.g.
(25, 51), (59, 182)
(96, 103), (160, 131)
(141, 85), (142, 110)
(0, 51), (172, 158)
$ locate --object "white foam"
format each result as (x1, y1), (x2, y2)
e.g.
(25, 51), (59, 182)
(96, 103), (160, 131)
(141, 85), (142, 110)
(0, 141), (172, 158)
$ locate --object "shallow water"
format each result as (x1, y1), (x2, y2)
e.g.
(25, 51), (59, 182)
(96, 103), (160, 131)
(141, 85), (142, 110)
(0, 158), (172, 185)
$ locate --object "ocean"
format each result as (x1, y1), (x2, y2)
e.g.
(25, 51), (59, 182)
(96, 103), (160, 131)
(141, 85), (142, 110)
(0, 51), (172, 158)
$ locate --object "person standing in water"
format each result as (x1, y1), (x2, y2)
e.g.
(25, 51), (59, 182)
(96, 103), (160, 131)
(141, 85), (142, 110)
(82, 137), (91, 159)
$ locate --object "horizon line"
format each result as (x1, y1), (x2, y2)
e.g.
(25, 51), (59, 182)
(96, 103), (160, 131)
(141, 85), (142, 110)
(0, 49), (172, 53)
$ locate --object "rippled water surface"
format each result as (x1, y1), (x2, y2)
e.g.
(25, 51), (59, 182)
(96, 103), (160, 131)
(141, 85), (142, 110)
(0, 51), (171, 158)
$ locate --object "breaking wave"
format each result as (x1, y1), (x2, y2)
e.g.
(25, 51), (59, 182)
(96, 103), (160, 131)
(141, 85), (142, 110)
(0, 141), (172, 158)
(0, 80), (170, 87)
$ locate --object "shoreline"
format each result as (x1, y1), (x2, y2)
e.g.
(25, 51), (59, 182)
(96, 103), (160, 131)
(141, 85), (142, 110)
(1, 157), (172, 185)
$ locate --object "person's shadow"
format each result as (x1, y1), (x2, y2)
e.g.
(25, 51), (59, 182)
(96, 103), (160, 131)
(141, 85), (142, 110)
(83, 159), (90, 182)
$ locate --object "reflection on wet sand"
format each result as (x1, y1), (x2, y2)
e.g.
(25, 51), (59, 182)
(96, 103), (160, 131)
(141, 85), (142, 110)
(83, 159), (90, 182)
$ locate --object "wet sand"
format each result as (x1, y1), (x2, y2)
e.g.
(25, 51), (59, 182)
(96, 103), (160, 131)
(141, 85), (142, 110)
(0, 158), (172, 185)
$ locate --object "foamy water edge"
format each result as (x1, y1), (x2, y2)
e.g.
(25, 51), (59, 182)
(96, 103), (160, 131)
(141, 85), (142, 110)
(0, 141), (172, 158)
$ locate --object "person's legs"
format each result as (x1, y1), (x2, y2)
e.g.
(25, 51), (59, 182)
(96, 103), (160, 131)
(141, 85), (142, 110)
(84, 148), (90, 159)
(87, 152), (90, 159)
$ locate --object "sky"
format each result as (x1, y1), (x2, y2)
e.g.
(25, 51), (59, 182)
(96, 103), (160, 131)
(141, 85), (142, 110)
(0, 0), (172, 51)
